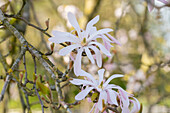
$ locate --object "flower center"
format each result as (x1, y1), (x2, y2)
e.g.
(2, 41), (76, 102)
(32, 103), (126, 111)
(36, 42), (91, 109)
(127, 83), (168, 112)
(98, 81), (104, 90)
(81, 38), (87, 46)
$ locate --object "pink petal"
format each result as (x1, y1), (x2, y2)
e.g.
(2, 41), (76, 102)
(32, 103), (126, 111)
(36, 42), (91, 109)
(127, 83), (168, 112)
(103, 74), (124, 87)
(89, 42), (111, 56)
(106, 33), (121, 45)
(75, 87), (94, 100)
(74, 48), (83, 76)
(98, 69), (105, 85)
(101, 34), (113, 42)
(103, 40), (113, 52)
(88, 46), (102, 67)
(49, 31), (80, 43)
(59, 44), (81, 56)
(84, 47), (95, 64)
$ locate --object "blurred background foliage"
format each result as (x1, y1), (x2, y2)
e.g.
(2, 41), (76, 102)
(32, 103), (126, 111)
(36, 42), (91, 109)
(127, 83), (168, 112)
(0, 0), (170, 113)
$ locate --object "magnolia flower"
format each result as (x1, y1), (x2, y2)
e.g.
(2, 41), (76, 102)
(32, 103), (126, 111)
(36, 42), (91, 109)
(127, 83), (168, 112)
(70, 69), (124, 112)
(49, 12), (120, 76)
(118, 88), (140, 113)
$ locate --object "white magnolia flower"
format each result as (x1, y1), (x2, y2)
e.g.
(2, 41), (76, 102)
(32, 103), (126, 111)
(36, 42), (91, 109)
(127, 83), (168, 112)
(70, 69), (124, 112)
(118, 88), (140, 113)
(49, 12), (120, 76)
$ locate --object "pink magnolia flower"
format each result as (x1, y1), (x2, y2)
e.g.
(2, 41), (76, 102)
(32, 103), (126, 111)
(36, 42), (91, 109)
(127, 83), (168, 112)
(49, 12), (120, 76)
(70, 69), (124, 112)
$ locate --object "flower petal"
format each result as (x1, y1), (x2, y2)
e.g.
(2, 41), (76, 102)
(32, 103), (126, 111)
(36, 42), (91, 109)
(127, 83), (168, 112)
(68, 12), (81, 33)
(103, 39), (113, 51)
(107, 89), (118, 106)
(85, 15), (99, 37)
(148, 0), (155, 12)
(89, 42), (111, 56)
(80, 70), (98, 86)
(106, 33), (121, 45)
(103, 74), (124, 87)
(88, 46), (102, 67)
(88, 28), (113, 41)
(70, 79), (95, 86)
(59, 44), (81, 56)
(74, 48), (83, 76)
(84, 47), (95, 64)
(119, 89), (129, 107)
(97, 91), (107, 111)
(49, 31), (80, 43)
(75, 87), (94, 100)
(158, 0), (169, 4)
(130, 97), (140, 113)
(98, 69), (105, 85)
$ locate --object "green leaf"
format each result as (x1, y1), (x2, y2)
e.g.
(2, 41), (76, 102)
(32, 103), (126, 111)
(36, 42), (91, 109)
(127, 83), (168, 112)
(37, 82), (50, 95)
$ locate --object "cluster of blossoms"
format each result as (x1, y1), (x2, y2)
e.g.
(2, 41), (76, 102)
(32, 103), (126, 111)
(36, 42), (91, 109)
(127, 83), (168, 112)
(147, 0), (170, 12)
(49, 12), (140, 113)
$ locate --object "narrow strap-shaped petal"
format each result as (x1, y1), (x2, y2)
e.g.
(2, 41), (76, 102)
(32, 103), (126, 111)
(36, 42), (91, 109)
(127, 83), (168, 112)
(68, 12), (81, 32)
(97, 91), (107, 111)
(88, 46), (102, 67)
(103, 74), (124, 87)
(85, 15), (99, 37)
(106, 33), (121, 45)
(89, 42), (111, 56)
(87, 28), (113, 41)
(49, 30), (80, 43)
(100, 34), (113, 42)
(119, 88), (130, 107)
(70, 79), (95, 86)
(75, 87), (94, 100)
(103, 39), (113, 51)
(122, 106), (130, 113)
(107, 89), (118, 106)
(98, 69), (105, 85)
(74, 48), (83, 76)
(79, 70), (97, 86)
(130, 97), (140, 113)
(59, 44), (81, 56)
(105, 84), (122, 90)
(89, 103), (97, 113)
(67, 12), (82, 38)
(84, 47), (95, 64)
